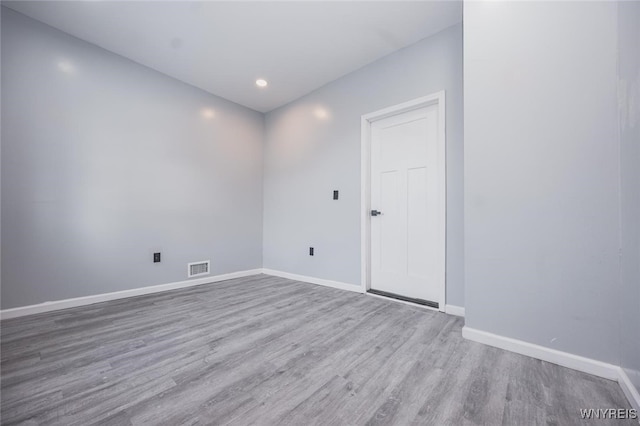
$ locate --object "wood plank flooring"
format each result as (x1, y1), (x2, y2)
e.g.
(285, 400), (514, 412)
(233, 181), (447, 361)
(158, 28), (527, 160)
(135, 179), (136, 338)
(1, 274), (634, 425)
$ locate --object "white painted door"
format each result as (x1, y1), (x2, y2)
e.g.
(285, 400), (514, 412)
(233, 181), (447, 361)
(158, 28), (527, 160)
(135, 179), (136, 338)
(370, 104), (443, 305)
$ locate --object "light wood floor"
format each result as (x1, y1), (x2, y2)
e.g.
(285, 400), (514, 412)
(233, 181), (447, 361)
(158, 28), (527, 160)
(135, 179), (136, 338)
(1, 274), (634, 425)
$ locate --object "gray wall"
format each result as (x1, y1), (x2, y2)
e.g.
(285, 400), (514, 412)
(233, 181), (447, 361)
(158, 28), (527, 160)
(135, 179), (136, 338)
(1, 9), (264, 309)
(464, 2), (621, 363)
(618, 1), (640, 395)
(0, 6), (3, 299)
(262, 24), (464, 307)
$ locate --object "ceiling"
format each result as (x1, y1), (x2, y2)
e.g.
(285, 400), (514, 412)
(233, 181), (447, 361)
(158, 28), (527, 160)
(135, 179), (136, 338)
(3, 1), (462, 113)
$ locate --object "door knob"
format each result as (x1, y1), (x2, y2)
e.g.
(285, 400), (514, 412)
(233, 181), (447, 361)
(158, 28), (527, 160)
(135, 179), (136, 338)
(371, 210), (382, 216)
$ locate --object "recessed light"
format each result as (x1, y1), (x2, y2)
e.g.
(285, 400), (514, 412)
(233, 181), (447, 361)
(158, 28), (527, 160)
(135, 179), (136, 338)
(256, 79), (268, 88)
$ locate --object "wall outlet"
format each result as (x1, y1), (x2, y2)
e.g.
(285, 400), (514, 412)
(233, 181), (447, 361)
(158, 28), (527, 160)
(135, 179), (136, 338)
(309, 247), (314, 256)
(153, 252), (161, 263)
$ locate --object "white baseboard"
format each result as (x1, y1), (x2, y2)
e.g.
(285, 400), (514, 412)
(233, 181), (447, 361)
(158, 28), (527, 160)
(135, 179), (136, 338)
(462, 326), (619, 381)
(463, 326), (640, 413)
(0, 269), (263, 320)
(445, 304), (465, 317)
(261, 269), (363, 294)
(618, 367), (640, 412)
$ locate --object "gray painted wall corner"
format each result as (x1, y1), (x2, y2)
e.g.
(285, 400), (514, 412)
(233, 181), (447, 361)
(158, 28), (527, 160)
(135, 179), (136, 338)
(263, 24), (464, 307)
(617, 0), (640, 396)
(1, 8), (264, 309)
(464, 1), (620, 364)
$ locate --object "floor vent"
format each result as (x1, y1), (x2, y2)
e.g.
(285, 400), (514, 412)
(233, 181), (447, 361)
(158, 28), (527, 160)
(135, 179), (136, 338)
(188, 260), (210, 278)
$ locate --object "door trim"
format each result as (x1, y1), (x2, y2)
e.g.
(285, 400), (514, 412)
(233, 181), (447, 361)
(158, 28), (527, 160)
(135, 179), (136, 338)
(360, 92), (446, 311)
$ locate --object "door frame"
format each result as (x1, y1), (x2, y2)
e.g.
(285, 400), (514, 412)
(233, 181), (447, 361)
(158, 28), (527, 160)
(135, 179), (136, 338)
(360, 92), (446, 311)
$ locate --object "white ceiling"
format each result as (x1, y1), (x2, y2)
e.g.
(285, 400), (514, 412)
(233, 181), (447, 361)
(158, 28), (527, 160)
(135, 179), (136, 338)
(3, 1), (462, 113)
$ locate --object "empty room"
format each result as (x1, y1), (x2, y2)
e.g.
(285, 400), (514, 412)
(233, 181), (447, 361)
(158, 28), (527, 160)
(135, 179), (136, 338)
(1, 1), (638, 424)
